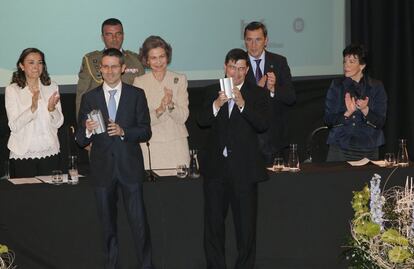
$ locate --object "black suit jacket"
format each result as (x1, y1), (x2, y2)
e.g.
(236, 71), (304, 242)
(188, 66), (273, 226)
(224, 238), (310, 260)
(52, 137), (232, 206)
(76, 83), (151, 186)
(198, 81), (269, 184)
(246, 51), (296, 151)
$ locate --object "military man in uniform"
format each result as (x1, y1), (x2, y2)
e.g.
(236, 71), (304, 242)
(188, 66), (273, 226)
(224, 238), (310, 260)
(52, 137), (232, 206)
(76, 18), (144, 118)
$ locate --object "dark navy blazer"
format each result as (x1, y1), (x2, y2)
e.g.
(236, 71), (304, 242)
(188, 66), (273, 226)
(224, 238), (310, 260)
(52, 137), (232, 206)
(76, 83), (151, 186)
(324, 76), (387, 150)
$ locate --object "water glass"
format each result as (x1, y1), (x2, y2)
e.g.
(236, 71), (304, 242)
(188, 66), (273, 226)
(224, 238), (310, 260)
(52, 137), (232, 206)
(288, 144), (300, 172)
(68, 155), (79, 185)
(397, 139), (409, 167)
(176, 164), (188, 179)
(273, 157), (284, 172)
(1, 160), (10, 180)
(52, 170), (63, 185)
(384, 153), (396, 168)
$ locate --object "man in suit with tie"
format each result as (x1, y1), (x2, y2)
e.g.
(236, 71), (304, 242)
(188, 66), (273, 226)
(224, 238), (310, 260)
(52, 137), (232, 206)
(76, 48), (153, 269)
(198, 48), (269, 269)
(244, 21), (296, 165)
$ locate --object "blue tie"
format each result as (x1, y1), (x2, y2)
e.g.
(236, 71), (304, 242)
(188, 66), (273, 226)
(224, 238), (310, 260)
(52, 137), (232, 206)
(108, 90), (117, 121)
(255, 59), (263, 84)
(228, 99), (234, 118)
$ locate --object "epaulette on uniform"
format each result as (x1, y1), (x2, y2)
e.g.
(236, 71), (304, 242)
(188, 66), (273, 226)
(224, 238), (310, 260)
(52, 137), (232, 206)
(84, 50), (103, 84)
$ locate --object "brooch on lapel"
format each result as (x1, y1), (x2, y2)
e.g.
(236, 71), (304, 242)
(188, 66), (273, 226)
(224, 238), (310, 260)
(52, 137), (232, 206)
(174, 77), (179, 84)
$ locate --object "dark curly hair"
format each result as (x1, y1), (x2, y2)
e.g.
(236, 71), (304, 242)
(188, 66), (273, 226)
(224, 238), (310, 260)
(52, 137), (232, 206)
(138, 35), (172, 68)
(343, 44), (368, 65)
(11, 48), (51, 88)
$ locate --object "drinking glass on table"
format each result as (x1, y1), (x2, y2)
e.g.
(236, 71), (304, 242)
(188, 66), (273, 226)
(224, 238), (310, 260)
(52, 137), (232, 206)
(52, 170), (63, 185)
(273, 157), (284, 172)
(176, 164), (188, 179)
(0, 160), (10, 180)
(384, 153), (396, 168)
(288, 144), (300, 172)
(68, 155), (79, 185)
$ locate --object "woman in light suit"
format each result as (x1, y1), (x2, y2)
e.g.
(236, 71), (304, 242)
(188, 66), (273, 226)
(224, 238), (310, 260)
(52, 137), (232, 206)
(133, 36), (190, 169)
(5, 48), (63, 177)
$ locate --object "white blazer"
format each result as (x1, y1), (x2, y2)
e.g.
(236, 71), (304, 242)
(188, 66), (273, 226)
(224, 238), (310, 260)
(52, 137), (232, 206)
(5, 81), (64, 159)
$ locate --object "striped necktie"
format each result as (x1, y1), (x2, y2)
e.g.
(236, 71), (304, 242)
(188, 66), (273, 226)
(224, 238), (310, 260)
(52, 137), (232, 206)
(255, 59), (263, 84)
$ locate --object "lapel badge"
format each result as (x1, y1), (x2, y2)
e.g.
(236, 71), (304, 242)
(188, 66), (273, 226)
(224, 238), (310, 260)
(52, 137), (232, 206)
(174, 77), (179, 84)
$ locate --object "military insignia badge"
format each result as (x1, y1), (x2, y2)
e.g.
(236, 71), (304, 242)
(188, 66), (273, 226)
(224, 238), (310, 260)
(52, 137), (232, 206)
(125, 68), (139, 74)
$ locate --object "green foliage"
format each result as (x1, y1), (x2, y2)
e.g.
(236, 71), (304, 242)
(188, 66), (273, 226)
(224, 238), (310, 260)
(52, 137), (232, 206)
(388, 246), (411, 263)
(354, 222), (381, 238)
(352, 185), (371, 218)
(0, 244), (9, 254)
(381, 229), (409, 246)
(345, 183), (414, 268)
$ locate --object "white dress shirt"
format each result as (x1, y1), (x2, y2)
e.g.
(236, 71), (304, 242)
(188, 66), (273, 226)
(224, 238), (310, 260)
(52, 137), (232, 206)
(102, 81), (122, 110)
(248, 51), (275, 98)
(85, 81), (122, 138)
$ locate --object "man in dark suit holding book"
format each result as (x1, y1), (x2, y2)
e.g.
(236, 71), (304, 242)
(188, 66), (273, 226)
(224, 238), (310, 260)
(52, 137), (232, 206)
(76, 48), (153, 269)
(198, 48), (269, 269)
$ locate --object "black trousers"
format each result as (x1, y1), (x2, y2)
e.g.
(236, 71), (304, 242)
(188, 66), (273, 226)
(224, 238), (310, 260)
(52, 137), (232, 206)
(95, 179), (153, 269)
(204, 170), (258, 269)
(10, 153), (60, 178)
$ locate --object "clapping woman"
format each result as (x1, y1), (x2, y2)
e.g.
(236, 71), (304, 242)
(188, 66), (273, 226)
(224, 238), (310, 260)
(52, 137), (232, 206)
(324, 44), (387, 161)
(5, 48), (63, 177)
(133, 36), (190, 169)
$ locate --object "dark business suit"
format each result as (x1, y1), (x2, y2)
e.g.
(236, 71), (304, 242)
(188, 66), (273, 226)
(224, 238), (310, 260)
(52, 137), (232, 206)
(198, 81), (269, 269)
(246, 51), (295, 164)
(76, 83), (153, 269)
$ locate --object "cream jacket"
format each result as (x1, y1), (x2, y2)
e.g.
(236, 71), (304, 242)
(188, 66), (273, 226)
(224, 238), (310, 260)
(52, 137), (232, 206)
(133, 70), (189, 142)
(5, 81), (64, 159)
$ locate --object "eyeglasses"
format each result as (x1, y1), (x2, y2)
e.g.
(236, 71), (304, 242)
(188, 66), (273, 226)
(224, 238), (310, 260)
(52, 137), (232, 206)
(101, 64), (122, 71)
(227, 65), (247, 72)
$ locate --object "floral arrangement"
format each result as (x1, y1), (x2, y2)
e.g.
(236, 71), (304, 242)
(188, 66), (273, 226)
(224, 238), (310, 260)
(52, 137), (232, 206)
(345, 173), (414, 268)
(0, 244), (16, 269)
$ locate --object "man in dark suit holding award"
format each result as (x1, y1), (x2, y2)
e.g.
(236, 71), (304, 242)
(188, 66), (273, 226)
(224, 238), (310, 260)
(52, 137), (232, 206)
(244, 21), (296, 165)
(76, 48), (153, 269)
(198, 48), (269, 269)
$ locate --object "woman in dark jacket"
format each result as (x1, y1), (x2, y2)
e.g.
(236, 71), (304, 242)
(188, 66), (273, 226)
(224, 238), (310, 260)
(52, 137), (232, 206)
(324, 44), (387, 161)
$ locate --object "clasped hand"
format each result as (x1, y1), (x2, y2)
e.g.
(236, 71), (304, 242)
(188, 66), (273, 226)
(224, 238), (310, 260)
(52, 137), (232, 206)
(214, 87), (245, 109)
(47, 91), (60, 112)
(156, 87), (173, 115)
(85, 119), (124, 137)
(31, 90), (60, 113)
(344, 92), (369, 116)
(258, 72), (276, 92)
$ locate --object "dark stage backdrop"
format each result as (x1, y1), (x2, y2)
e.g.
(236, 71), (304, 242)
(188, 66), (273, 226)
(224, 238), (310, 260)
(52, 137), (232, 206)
(350, 0), (414, 156)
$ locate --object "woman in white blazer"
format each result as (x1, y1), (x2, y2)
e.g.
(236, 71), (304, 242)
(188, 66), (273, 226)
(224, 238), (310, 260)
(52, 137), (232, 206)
(133, 36), (190, 169)
(5, 48), (63, 177)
